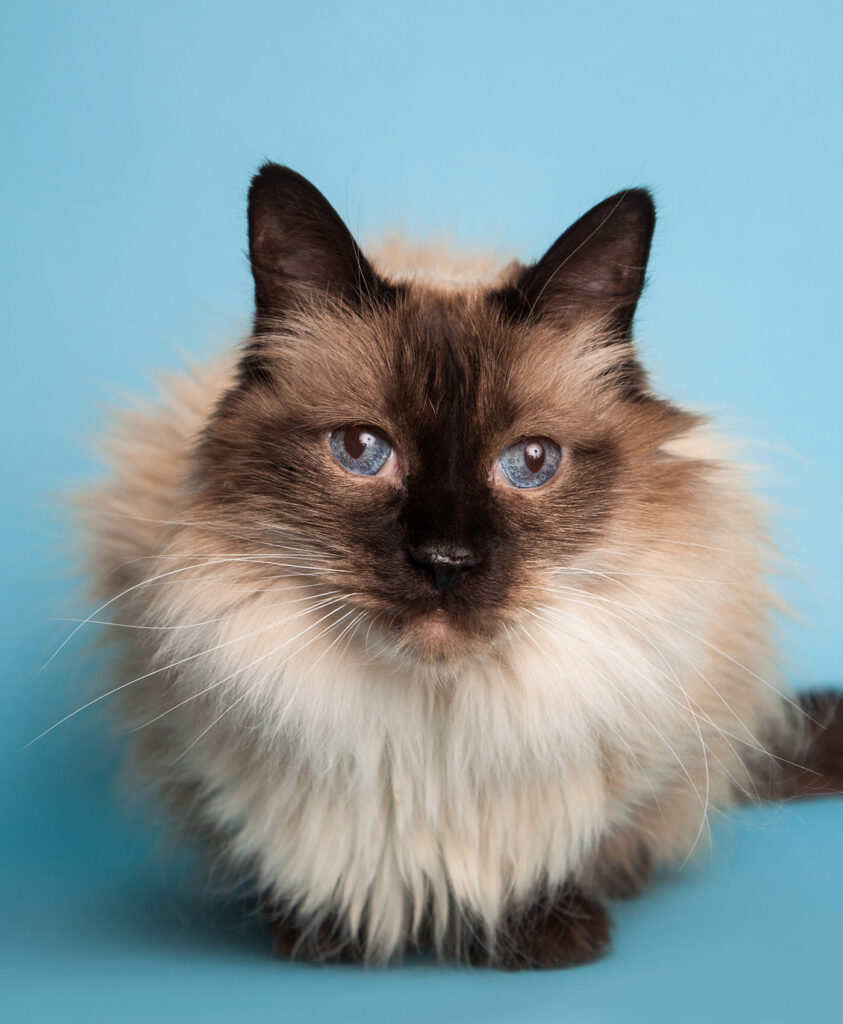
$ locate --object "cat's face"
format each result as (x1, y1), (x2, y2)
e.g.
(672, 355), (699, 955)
(197, 166), (694, 663)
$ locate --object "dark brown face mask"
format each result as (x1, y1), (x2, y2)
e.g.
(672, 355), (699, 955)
(198, 163), (691, 657)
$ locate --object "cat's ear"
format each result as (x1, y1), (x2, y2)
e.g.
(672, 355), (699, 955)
(509, 189), (655, 338)
(247, 163), (384, 330)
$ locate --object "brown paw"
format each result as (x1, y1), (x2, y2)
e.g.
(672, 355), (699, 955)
(470, 888), (613, 971)
(270, 914), (364, 964)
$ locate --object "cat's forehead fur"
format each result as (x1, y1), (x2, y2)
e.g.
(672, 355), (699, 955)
(240, 283), (686, 456)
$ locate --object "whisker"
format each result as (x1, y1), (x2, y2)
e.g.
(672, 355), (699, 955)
(44, 556), (350, 668)
(48, 580), (342, 630)
(169, 603), (357, 764)
(553, 565), (736, 586)
(538, 592), (765, 757)
(515, 616), (662, 809)
(547, 580), (807, 721)
(527, 608), (710, 824)
(135, 599), (357, 733)
(44, 556), (308, 668)
(297, 608), (366, 683)
(25, 590), (359, 747)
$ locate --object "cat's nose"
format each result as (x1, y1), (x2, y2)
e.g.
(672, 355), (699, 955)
(407, 543), (479, 592)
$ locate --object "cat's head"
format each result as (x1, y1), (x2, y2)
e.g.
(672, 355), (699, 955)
(196, 164), (697, 664)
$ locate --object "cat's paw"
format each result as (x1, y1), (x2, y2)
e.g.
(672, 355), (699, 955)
(471, 888), (613, 971)
(270, 915), (364, 965)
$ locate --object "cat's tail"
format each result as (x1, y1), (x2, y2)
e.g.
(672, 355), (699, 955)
(747, 690), (843, 803)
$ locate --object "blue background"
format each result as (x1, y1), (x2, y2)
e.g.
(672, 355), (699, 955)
(3, 2), (841, 1020)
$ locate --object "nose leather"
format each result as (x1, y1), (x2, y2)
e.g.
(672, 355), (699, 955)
(407, 543), (479, 591)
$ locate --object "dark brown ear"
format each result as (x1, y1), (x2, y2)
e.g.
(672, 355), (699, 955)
(507, 189), (655, 338)
(247, 163), (384, 331)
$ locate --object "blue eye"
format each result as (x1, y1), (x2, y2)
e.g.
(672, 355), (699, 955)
(498, 437), (562, 489)
(330, 425), (394, 476)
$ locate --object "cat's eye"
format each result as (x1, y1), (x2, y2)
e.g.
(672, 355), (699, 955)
(497, 437), (562, 489)
(330, 425), (398, 477)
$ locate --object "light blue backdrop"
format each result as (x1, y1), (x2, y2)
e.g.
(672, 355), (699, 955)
(3, 2), (841, 1021)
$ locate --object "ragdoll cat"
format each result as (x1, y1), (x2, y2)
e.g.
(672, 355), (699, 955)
(79, 164), (843, 969)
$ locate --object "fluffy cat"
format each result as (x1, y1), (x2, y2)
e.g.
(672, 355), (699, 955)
(78, 164), (843, 968)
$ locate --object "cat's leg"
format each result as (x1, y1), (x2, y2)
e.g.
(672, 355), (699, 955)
(469, 887), (613, 971)
(270, 912), (365, 964)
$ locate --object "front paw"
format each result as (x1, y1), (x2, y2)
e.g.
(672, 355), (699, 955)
(270, 914), (364, 965)
(471, 888), (613, 970)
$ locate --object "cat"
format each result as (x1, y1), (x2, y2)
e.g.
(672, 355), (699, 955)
(78, 163), (843, 969)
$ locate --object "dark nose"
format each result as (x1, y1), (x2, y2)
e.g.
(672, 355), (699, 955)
(407, 543), (479, 592)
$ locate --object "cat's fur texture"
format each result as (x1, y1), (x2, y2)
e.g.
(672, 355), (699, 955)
(78, 165), (843, 968)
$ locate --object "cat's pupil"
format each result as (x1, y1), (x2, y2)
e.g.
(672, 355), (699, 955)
(344, 426), (375, 460)
(524, 440), (545, 474)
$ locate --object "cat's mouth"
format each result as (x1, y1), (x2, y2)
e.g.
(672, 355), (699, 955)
(343, 561), (510, 664)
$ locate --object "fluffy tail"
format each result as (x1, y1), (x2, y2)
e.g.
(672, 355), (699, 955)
(751, 690), (843, 802)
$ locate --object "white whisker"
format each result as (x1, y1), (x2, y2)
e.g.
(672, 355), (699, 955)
(25, 590), (359, 747)
(136, 598), (356, 734)
(169, 603), (357, 765)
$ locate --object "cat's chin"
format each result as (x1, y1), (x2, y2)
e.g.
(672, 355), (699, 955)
(395, 609), (479, 664)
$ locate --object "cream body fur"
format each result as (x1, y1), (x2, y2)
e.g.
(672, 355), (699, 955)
(80, 235), (787, 962)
